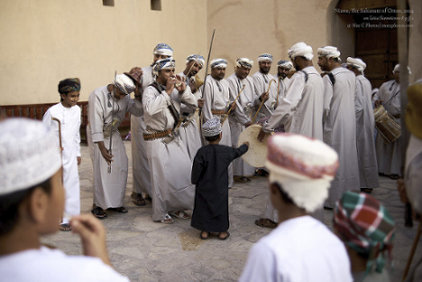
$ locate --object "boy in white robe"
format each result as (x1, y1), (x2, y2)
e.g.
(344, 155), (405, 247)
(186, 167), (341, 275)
(0, 118), (128, 282)
(239, 133), (352, 282)
(318, 46), (360, 208)
(88, 74), (143, 218)
(43, 78), (82, 231)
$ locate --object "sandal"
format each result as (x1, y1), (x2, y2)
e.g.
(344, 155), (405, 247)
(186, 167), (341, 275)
(157, 214), (174, 224)
(255, 218), (277, 229)
(59, 223), (72, 232)
(91, 206), (107, 219)
(108, 207), (128, 213)
(234, 176), (251, 183)
(200, 231), (210, 240)
(218, 231), (230, 240)
(131, 193), (146, 206)
(169, 211), (191, 220)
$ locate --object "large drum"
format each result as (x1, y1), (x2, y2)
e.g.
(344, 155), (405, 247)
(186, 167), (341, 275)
(237, 124), (271, 167)
(374, 105), (401, 143)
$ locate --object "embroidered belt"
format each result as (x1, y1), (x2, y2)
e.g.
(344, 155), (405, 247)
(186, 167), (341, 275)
(143, 129), (172, 141)
(211, 109), (226, 115)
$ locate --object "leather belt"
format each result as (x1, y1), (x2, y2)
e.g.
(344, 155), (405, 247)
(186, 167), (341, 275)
(143, 129), (172, 141)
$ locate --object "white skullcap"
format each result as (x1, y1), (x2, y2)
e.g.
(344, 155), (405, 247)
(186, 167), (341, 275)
(114, 74), (136, 95)
(186, 54), (205, 67)
(152, 57), (176, 77)
(236, 58), (253, 69)
(393, 64), (412, 75)
(202, 116), (222, 137)
(265, 133), (339, 213)
(0, 118), (62, 195)
(317, 46), (341, 59)
(153, 43), (174, 57)
(277, 60), (293, 69)
(210, 58), (227, 69)
(346, 57), (366, 73)
(288, 42), (314, 61)
(257, 53), (273, 62)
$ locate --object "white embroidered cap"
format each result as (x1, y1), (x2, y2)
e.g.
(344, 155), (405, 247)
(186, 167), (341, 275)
(210, 58), (228, 69)
(153, 43), (174, 57)
(265, 133), (339, 212)
(202, 116), (222, 137)
(0, 118), (62, 195)
(317, 46), (341, 59)
(346, 57), (367, 73)
(114, 74), (136, 95)
(235, 58), (253, 69)
(257, 53), (273, 63)
(277, 60), (293, 69)
(288, 42), (314, 61)
(393, 64), (412, 75)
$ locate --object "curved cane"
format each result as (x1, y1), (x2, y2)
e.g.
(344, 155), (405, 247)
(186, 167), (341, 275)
(221, 84), (245, 125)
(252, 79), (276, 123)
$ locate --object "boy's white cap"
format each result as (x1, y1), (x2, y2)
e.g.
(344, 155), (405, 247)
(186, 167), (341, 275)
(0, 118), (62, 195)
(266, 133), (339, 212)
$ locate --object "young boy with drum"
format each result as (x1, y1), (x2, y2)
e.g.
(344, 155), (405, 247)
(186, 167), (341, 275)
(190, 117), (248, 240)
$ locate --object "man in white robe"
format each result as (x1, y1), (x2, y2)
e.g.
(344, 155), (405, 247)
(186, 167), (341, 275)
(43, 78), (81, 231)
(0, 118), (128, 282)
(88, 74), (143, 218)
(251, 53), (278, 123)
(276, 59), (294, 100)
(317, 46), (360, 208)
(346, 57), (379, 191)
(142, 57), (197, 223)
(239, 134), (352, 282)
(226, 58), (256, 182)
(201, 58), (234, 187)
(257, 42), (324, 226)
(375, 64), (406, 178)
(130, 43), (173, 206)
(178, 54), (204, 161)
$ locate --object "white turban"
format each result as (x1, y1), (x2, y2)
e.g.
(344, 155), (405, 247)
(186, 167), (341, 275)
(202, 117), (222, 137)
(257, 53), (273, 63)
(0, 118), (62, 195)
(277, 60), (293, 69)
(288, 42), (314, 61)
(317, 46), (341, 59)
(210, 58), (227, 69)
(153, 43), (174, 57)
(236, 58), (253, 69)
(152, 57), (176, 77)
(346, 57), (366, 73)
(393, 64), (412, 75)
(114, 74), (136, 95)
(265, 133), (339, 213)
(186, 54), (205, 67)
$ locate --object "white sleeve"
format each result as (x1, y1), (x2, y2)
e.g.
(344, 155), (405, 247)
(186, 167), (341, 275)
(239, 243), (279, 282)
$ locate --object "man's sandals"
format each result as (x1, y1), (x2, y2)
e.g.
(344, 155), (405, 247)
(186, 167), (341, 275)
(131, 192), (146, 206)
(255, 218), (277, 229)
(91, 206), (107, 219)
(169, 211), (191, 220)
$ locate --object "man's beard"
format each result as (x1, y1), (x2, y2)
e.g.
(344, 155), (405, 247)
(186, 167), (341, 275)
(260, 67), (270, 74)
(278, 72), (287, 78)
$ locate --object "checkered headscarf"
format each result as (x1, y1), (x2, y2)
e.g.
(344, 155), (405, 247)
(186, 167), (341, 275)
(334, 191), (395, 273)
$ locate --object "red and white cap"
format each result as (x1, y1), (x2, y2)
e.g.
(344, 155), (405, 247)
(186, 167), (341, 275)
(265, 133), (339, 212)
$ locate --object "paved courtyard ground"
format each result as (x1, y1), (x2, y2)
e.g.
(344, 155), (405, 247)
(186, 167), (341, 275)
(43, 142), (422, 281)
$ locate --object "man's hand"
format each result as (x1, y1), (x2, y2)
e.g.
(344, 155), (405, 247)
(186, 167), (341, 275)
(175, 74), (186, 93)
(374, 100), (383, 108)
(257, 128), (269, 142)
(97, 141), (113, 163)
(77, 156), (82, 166)
(260, 92), (269, 102)
(229, 102), (237, 112)
(197, 98), (204, 108)
(244, 121), (252, 127)
(70, 214), (111, 266)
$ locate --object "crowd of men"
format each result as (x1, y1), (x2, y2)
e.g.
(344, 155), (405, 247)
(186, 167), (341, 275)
(1, 40), (420, 281)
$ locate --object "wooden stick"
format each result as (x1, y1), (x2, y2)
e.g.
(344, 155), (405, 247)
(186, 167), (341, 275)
(221, 84), (245, 125)
(252, 79), (276, 123)
(51, 117), (64, 183)
(402, 221), (422, 281)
